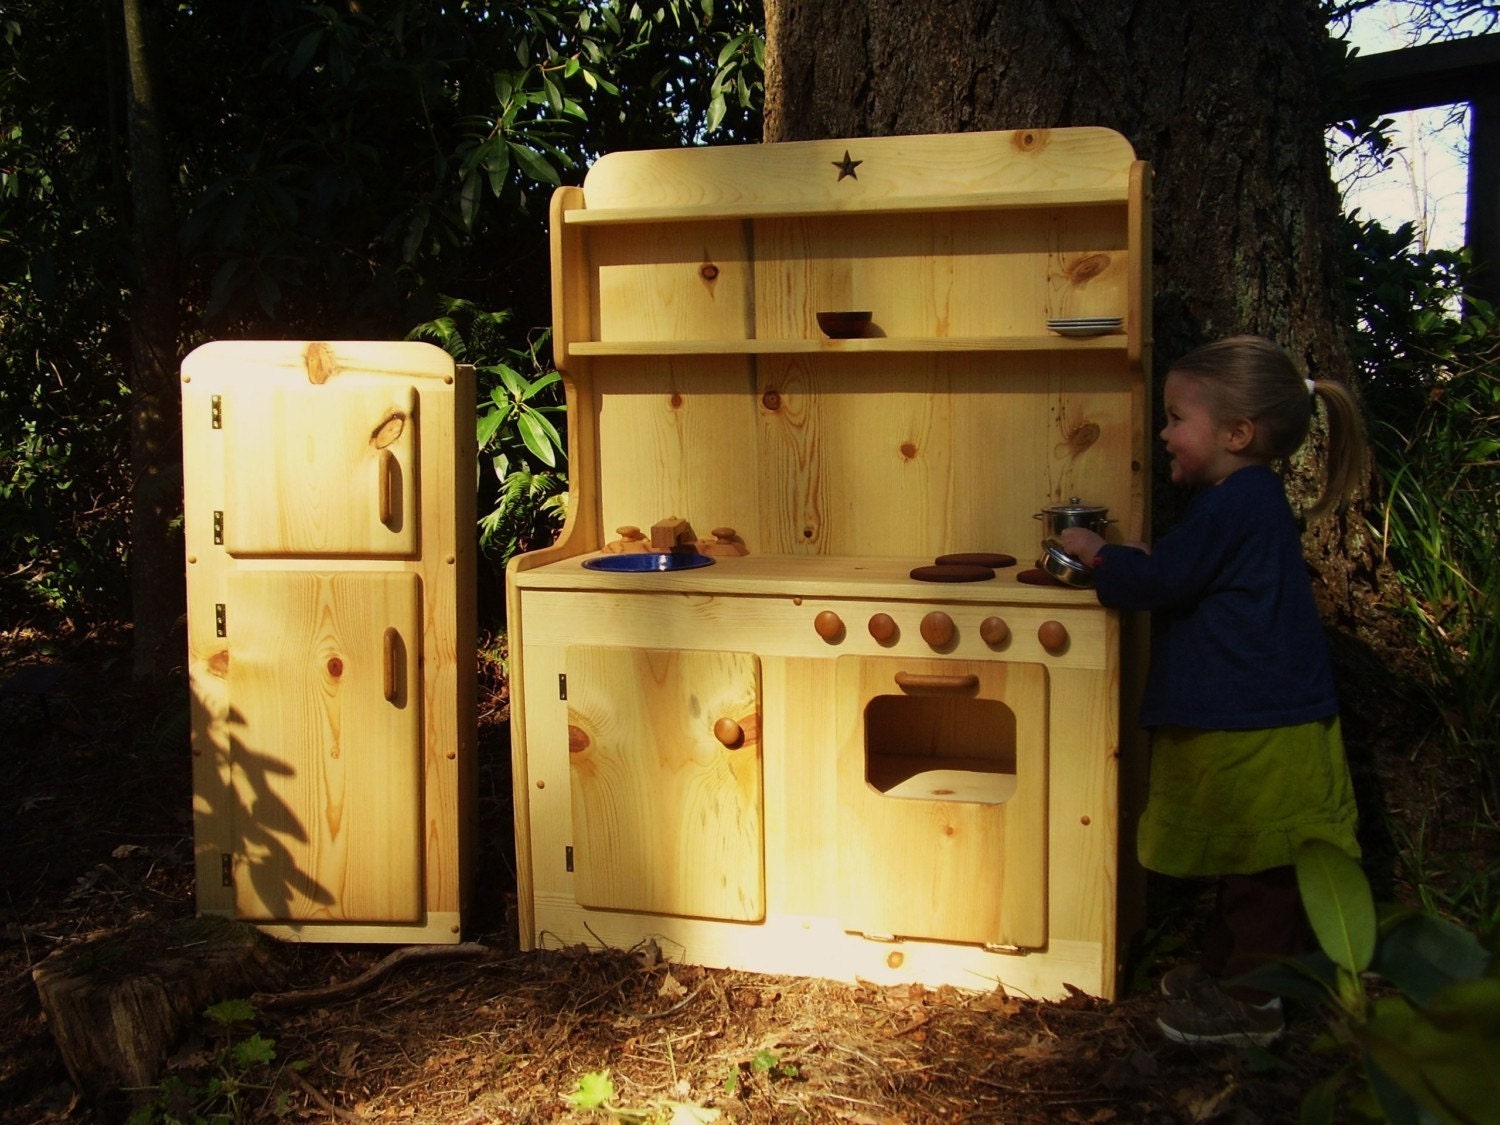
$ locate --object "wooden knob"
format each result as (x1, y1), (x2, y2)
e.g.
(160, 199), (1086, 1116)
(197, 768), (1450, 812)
(814, 610), (844, 642)
(920, 611), (955, 648)
(868, 612), (897, 642)
(1038, 620), (1069, 653)
(711, 526), (737, 541)
(713, 717), (744, 749)
(980, 616), (1010, 646)
(616, 525), (644, 541)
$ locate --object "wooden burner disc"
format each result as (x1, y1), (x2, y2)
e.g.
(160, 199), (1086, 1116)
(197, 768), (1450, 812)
(935, 552), (1017, 569)
(1016, 566), (1068, 586)
(910, 563), (996, 582)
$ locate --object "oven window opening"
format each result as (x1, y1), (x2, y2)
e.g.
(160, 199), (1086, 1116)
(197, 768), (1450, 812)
(862, 695), (1020, 805)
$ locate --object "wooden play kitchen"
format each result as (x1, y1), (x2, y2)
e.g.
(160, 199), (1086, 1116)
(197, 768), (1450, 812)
(182, 341), (476, 944)
(507, 127), (1153, 999)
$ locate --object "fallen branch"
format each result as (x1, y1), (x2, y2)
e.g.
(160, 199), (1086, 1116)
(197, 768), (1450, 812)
(252, 942), (495, 1011)
(289, 1070), (370, 1123)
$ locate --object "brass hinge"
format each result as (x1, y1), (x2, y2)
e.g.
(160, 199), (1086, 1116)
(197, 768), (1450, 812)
(212, 510), (224, 545)
(558, 674), (567, 700)
(210, 395), (222, 428)
(215, 604), (226, 637)
(221, 853), (233, 887)
(565, 845), (574, 872)
(983, 943), (1029, 956)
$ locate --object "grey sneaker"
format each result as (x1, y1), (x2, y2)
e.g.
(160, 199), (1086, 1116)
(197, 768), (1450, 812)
(1158, 963), (1212, 1000)
(1156, 981), (1284, 1047)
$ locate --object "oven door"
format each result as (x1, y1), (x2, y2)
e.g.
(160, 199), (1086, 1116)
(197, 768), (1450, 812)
(835, 655), (1048, 949)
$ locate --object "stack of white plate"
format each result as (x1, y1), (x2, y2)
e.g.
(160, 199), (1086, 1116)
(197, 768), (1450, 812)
(1046, 316), (1124, 338)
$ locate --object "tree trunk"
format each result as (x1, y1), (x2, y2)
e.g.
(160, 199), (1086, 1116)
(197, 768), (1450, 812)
(32, 918), (283, 1111)
(763, 0), (1391, 639)
(121, 0), (184, 679)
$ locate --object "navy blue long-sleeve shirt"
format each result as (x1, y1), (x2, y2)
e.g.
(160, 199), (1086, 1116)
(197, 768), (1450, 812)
(1093, 464), (1339, 730)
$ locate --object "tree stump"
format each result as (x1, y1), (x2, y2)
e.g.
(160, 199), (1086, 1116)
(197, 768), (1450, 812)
(31, 916), (284, 1109)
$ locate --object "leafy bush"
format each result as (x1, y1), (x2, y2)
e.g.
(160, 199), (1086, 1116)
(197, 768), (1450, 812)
(127, 998), (306, 1124)
(1285, 839), (1499, 1125)
(1345, 214), (1500, 920)
(407, 298), (569, 580)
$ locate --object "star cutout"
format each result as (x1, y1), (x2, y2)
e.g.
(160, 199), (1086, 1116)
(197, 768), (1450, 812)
(832, 150), (862, 180)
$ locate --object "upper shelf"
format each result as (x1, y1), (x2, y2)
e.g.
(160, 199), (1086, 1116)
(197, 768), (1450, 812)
(561, 185), (1130, 226)
(568, 334), (1131, 357)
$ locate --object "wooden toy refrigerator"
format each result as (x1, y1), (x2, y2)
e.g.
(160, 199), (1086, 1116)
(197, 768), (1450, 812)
(182, 341), (476, 944)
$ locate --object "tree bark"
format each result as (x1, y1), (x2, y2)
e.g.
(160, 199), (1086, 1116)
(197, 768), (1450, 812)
(121, 0), (185, 679)
(32, 918), (283, 1110)
(763, 0), (1392, 639)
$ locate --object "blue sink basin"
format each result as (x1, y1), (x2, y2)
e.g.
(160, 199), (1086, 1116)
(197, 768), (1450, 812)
(582, 552), (715, 573)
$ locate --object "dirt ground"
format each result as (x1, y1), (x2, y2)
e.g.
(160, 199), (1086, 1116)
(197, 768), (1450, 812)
(0, 618), (1465, 1123)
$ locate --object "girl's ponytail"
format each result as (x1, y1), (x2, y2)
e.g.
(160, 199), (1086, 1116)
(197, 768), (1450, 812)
(1305, 378), (1367, 522)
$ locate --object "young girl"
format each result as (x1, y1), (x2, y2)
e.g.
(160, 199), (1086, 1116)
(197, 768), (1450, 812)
(1058, 335), (1365, 1047)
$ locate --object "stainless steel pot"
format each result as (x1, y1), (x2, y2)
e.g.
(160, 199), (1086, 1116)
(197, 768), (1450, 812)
(1037, 538), (1095, 588)
(1034, 497), (1114, 536)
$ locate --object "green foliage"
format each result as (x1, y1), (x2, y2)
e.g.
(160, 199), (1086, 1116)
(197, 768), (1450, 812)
(126, 999), (307, 1125)
(723, 1047), (800, 1097)
(0, 0), (763, 628)
(1286, 839), (1500, 1125)
(1344, 212), (1500, 923)
(566, 1067), (722, 1122)
(407, 298), (568, 574)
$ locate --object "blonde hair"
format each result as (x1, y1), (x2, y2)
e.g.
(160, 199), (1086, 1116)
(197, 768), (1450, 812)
(1170, 335), (1366, 521)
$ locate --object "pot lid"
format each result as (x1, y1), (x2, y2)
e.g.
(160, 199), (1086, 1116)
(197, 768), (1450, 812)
(1040, 496), (1109, 514)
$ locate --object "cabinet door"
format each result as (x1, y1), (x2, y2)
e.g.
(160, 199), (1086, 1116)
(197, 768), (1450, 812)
(836, 656), (1048, 948)
(226, 571), (424, 923)
(566, 647), (763, 921)
(222, 383), (420, 558)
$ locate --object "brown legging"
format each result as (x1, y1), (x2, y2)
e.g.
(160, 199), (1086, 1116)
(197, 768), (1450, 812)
(1200, 865), (1308, 1003)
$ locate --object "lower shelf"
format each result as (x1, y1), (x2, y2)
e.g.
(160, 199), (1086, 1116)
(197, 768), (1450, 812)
(867, 754), (1019, 805)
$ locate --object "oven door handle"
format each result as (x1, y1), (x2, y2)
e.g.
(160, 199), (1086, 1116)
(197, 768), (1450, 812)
(893, 671), (979, 693)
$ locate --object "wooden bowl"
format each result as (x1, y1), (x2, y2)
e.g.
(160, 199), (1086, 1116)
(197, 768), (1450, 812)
(816, 310), (872, 338)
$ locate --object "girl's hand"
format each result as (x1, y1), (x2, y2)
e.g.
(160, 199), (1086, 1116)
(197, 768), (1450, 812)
(1056, 528), (1105, 561)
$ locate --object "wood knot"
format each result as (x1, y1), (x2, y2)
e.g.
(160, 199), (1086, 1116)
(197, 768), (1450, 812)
(568, 725), (590, 754)
(761, 389), (782, 412)
(1066, 253), (1112, 283)
(1067, 421), (1101, 450)
(326, 656), (344, 678)
(304, 341), (336, 384)
(699, 263), (719, 282)
(207, 650), (229, 678)
(669, 393), (684, 409)
(370, 412), (407, 448)
(899, 441), (918, 460)
(1011, 129), (1049, 152)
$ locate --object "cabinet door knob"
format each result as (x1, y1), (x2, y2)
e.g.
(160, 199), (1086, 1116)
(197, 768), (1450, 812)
(1038, 620), (1069, 653)
(814, 610), (844, 642)
(920, 611), (955, 648)
(980, 616), (1010, 645)
(867, 612), (897, 642)
(713, 717), (744, 748)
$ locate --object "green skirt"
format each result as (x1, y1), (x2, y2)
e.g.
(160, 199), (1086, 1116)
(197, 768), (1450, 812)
(1137, 717), (1361, 878)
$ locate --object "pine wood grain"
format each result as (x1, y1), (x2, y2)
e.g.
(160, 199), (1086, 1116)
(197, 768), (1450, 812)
(566, 646), (764, 921)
